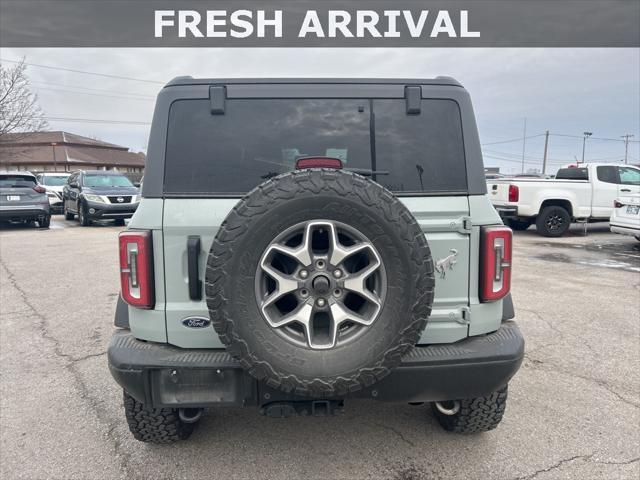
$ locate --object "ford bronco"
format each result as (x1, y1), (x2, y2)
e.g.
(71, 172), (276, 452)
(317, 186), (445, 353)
(107, 78), (524, 443)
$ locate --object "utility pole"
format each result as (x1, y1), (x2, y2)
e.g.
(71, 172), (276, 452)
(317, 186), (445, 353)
(542, 130), (550, 174)
(51, 142), (58, 172)
(581, 131), (592, 164)
(521, 117), (527, 173)
(621, 134), (634, 164)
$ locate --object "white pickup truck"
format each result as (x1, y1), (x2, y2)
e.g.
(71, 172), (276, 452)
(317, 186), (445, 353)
(487, 163), (640, 236)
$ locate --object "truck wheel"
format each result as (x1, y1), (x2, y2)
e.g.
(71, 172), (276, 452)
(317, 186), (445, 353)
(122, 391), (195, 443)
(38, 216), (51, 229)
(535, 206), (570, 237)
(506, 218), (531, 231)
(206, 169), (435, 397)
(432, 385), (508, 433)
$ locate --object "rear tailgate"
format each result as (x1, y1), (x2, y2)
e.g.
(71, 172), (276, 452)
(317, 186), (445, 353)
(486, 181), (512, 206)
(162, 196), (471, 348)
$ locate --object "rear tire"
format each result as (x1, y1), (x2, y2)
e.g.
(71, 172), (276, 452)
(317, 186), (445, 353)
(506, 218), (531, 231)
(38, 216), (51, 229)
(432, 385), (508, 433)
(535, 206), (571, 237)
(122, 391), (195, 444)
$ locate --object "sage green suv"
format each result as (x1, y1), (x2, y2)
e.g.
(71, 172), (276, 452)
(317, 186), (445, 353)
(108, 78), (523, 443)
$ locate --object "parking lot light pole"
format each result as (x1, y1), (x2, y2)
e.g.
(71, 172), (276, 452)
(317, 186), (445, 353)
(581, 132), (592, 164)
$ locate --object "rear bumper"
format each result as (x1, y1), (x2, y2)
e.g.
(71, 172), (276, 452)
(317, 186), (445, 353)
(108, 322), (524, 408)
(0, 205), (50, 220)
(610, 224), (640, 237)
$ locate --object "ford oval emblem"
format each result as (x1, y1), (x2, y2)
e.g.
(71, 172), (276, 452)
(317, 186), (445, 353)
(182, 317), (211, 329)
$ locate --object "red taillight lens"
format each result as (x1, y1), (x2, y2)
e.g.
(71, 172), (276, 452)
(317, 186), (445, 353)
(119, 230), (154, 309)
(295, 157), (343, 170)
(33, 185), (46, 193)
(480, 226), (512, 302)
(508, 184), (519, 203)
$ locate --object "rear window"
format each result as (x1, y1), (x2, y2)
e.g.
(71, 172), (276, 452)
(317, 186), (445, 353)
(0, 175), (36, 188)
(555, 168), (589, 180)
(164, 98), (467, 195)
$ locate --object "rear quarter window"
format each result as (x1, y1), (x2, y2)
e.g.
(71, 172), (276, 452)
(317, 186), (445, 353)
(163, 97), (467, 195)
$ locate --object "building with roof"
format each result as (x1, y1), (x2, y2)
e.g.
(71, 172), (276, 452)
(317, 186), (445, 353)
(0, 131), (145, 174)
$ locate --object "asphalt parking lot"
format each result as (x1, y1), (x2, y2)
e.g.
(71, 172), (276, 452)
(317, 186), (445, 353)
(1, 217), (638, 480)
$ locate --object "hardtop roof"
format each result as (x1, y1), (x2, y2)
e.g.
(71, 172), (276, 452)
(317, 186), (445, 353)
(165, 76), (463, 88)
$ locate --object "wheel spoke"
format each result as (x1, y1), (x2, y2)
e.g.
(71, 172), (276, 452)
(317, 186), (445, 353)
(267, 243), (312, 268)
(342, 259), (382, 308)
(330, 300), (371, 327)
(270, 302), (313, 329)
(260, 263), (299, 309)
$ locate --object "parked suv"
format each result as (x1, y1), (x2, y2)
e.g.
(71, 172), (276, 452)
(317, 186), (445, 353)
(62, 170), (140, 226)
(108, 78), (524, 443)
(0, 171), (50, 228)
(36, 172), (70, 214)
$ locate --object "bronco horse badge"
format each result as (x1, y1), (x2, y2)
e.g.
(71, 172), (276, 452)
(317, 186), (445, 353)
(435, 249), (458, 279)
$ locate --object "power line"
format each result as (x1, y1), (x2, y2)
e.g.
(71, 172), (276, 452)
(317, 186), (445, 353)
(0, 58), (164, 85)
(550, 132), (639, 143)
(30, 80), (156, 98)
(481, 134), (545, 146)
(45, 116), (151, 126)
(34, 86), (155, 102)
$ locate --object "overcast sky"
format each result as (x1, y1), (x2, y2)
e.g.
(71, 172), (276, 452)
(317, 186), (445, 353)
(1, 48), (638, 173)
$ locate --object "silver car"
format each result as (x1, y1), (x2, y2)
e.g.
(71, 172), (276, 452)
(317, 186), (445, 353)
(0, 171), (51, 228)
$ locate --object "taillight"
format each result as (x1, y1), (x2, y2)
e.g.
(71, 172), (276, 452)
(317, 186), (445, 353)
(508, 184), (519, 203)
(33, 185), (46, 193)
(295, 157), (343, 169)
(119, 230), (154, 309)
(480, 226), (512, 302)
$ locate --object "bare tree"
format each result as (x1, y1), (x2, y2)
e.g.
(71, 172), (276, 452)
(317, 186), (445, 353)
(0, 59), (48, 141)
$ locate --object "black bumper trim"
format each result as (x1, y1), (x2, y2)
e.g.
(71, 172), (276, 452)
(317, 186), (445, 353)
(108, 322), (524, 408)
(494, 205), (518, 219)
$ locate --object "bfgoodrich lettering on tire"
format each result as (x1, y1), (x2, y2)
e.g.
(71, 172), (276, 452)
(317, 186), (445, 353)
(205, 169), (435, 397)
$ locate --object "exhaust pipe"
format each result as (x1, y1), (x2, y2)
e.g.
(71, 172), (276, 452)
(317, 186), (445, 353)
(434, 401), (460, 416)
(179, 408), (203, 424)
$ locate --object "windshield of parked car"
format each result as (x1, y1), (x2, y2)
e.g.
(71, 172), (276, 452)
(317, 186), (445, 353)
(0, 175), (36, 188)
(83, 174), (134, 188)
(164, 98), (468, 195)
(41, 175), (69, 186)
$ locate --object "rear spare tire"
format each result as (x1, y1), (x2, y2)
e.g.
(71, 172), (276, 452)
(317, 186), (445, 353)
(206, 169), (435, 397)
